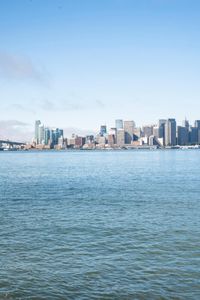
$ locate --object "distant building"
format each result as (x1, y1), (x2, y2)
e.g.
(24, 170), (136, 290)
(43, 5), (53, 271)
(44, 127), (50, 145)
(124, 120), (135, 144)
(133, 127), (141, 140)
(34, 120), (63, 147)
(74, 136), (85, 148)
(108, 128), (117, 146)
(85, 135), (94, 144)
(35, 120), (41, 144)
(115, 119), (123, 130)
(153, 126), (159, 138)
(177, 126), (188, 145)
(158, 119), (167, 139)
(189, 127), (198, 145)
(100, 125), (107, 136)
(38, 124), (45, 145)
(182, 119), (189, 144)
(142, 125), (154, 137)
(194, 120), (200, 144)
(116, 129), (125, 146)
(108, 134), (115, 146)
(164, 118), (176, 146)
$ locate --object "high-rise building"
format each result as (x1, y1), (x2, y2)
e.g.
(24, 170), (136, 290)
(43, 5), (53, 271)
(142, 125), (154, 137)
(115, 119), (123, 130)
(35, 120), (41, 144)
(177, 126), (188, 145)
(194, 120), (200, 129)
(164, 118), (176, 146)
(116, 129), (125, 146)
(133, 127), (141, 140)
(44, 127), (50, 145)
(189, 127), (198, 145)
(182, 119), (189, 144)
(124, 120), (135, 144)
(194, 120), (200, 144)
(158, 119), (167, 139)
(153, 126), (159, 138)
(50, 128), (64, 146)
(38, 124), (45, 145)
(100, 125), (107, 136)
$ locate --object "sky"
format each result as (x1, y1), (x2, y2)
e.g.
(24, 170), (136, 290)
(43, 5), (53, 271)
(0, 0), (200, 140)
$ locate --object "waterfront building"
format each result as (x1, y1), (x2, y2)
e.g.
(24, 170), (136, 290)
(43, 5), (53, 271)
(142, 125), (154, 137)
(189, 127), (198, 145)
(158, 119), (167, 139)
(35, 120), (41, 144)
(149, 135), (155, 146)
(133, 127), (141, 140)
(97, 136), (106, 146)
(115, 119), (123, 130)
(164, 118), (176, 146)
(108, 128), (116, 146)
(38, 124), (45, 145)
(58, 136), (64, 147)
(108, 134), (115, 146)
(85, 135), (94, 144)
(177, 126), (188, 145)
(100, 125), (107, 136)
(116, 129), (125, 146)
(182, 119), (189, 144)
(194, 120), (200, 143)
(44, 127), (50, 145)
(153, 126), (159, 138)
(124, 120), (135, 144)
(50, 128), (64, 146)
(75, 136), (86, 148)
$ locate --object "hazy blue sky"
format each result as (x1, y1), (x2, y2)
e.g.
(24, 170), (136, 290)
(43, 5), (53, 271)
(0, 0), (200, 137)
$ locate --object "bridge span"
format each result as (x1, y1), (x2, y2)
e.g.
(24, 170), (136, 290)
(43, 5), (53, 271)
(0, 140), (26, 146)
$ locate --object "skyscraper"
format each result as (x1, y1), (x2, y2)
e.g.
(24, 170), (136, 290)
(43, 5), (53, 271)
(164, 119), (176, 146)
(124, 120), (135, 144)
(158, 119), (167, 139)
(194, 120), (200, 144)
(35, 120), (41, 144)
(38, 124), (45, 145)
(189, 127), (198, 145)
(44, 127), (50, 145)
(115, 119), (123, 130)
(116, 129), (125, 146)
(177, 126), (188, 145)
(100, 125), (107, 136)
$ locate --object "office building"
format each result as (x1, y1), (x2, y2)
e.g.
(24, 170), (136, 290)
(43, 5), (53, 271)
(177, 126), (188, 145)
(124, 120), (135, 144)
(164, 119), (176, 146)
(158, 119), (167, 139)
(195, 120), (200, 143)
(38, 124), (44, 145)
(116, 129), (125, 146)
(142, 125), (154, 137)
(44, 127), (50, 145)
(100, 125), (107, 136)
(115, 119), (123, 130)
(35, 120), (41, 144)
(189, 127), (198, 145)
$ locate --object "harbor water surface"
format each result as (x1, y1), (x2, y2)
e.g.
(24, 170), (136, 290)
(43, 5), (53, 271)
(0, 150), (200, 299)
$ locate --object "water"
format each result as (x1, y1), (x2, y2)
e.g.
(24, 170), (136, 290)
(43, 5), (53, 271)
(0, 150), (200, 300)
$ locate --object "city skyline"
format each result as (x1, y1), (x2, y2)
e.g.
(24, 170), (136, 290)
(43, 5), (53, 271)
(1, 115), (200, 143)
(1, 0), (200, 135)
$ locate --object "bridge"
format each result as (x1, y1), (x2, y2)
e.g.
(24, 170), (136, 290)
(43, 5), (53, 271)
(0, 140), (26, 146)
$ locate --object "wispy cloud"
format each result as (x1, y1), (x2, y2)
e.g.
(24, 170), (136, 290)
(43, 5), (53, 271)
(0, 52), (48, 84)
(39, 98), (105, 112)
(0, 120), (32, 142)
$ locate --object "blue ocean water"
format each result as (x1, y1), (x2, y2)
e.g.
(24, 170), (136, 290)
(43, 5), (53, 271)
(0, 150), (200, 300)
